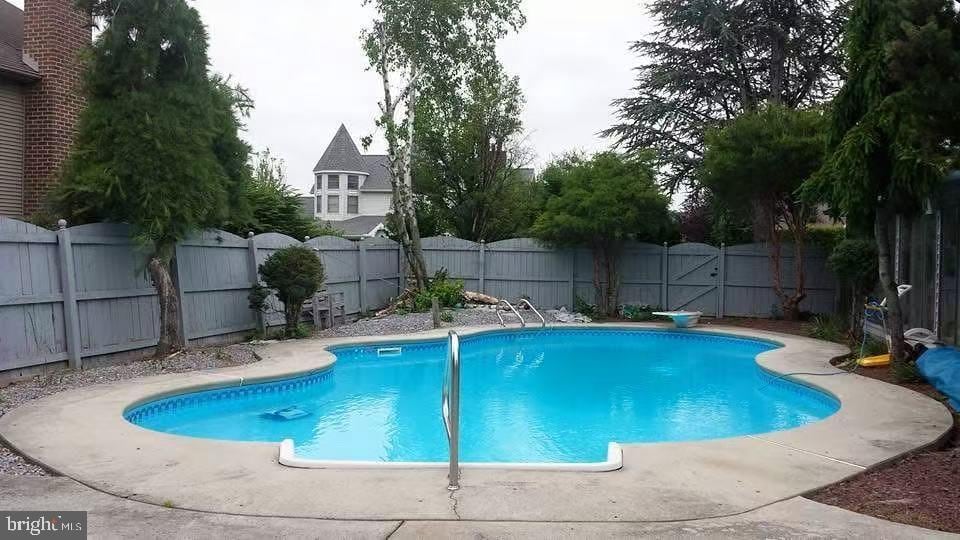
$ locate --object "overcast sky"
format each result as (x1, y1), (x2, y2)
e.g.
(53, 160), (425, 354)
(13, 0), (655, 195)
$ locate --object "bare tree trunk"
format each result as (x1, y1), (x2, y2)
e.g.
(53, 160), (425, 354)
(147, 255), (183, 357)
(605, 244), (621, 317)
(790, 208), (808, 309)
(876, 207), (909, 377)
(767, 206), (788, 318)
(284, 301), (301, 337)
(592, 244), (605, 315)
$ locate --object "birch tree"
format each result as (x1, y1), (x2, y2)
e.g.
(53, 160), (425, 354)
(361, 0), (524, 289)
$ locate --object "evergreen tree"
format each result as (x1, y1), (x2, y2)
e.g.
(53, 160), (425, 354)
(54, 0), (252, 356)
(605, 0), (845, 194)
(804, 0), (960, 377)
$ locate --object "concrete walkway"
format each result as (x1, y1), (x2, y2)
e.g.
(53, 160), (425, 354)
(1, 474), (953, 539)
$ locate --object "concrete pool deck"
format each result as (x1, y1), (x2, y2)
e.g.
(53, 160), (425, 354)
(0, 323), (952, 523)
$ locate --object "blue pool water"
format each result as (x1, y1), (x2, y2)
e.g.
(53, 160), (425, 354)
(126, 328), (839, 464)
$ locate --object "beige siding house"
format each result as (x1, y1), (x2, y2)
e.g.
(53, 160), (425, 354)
(0, 0), (89, 218)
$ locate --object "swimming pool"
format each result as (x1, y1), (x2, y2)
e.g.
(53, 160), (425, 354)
(125, 328), (839, 465)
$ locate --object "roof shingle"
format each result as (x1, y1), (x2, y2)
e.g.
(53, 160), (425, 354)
(0, 1), (40, 81)
(313, 124), (367, 173)
(360, 155), (393, 192)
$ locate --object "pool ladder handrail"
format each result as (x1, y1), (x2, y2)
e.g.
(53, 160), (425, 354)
(517, 299), (547, 328)
(496, 299), (526, 328)
(441, 331), (461, 491)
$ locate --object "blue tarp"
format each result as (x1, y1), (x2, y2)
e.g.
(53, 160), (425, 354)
(917, 347), (960, 410)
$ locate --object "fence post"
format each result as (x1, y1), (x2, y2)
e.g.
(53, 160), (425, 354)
(173, 243), (190, 346)
(569, 249), (576, 308)
(56, 219), (82, 370)
(717, 243), (726, 318)
(358, 241), (369, 315)
(661, 242), (669, 309)
(478, 240), (486, 294)
(247, 232), (264, 333)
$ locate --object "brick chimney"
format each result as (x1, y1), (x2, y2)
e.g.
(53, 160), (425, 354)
(21, 0), (91, 216)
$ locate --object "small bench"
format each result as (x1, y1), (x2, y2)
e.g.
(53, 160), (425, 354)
(304, 290), (346, 330)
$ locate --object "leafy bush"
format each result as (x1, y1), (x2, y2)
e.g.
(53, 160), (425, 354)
(440, 310), (455, 323)
(620, 304), (661, 321)
(412, 269), (464, 312)
(828, 238), (878, 293)
(574, 295), (599, 318)
(256, 245), (325, 337)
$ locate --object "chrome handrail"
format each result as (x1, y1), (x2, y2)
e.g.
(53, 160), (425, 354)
(517, 299), (546, 328)
(497, 300), (526, 328)
(441, 331), (461, 491)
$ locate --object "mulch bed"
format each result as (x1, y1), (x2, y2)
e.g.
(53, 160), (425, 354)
(807, 366), (959, 533)
(708, 316), (960, 533)
(702, 317), (812, 337)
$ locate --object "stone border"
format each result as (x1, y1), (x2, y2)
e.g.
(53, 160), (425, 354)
(0, 323), (952, 522)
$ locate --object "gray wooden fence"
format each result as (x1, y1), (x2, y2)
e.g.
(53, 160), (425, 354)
(0, 216), (837, 375)
(0, 217), (401, 374)
(420, 237), (838, 318)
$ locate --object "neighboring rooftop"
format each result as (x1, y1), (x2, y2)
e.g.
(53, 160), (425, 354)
(0, 0), (40, 81)
(331, 215), (387, 238)
(360, 154), (392, 192)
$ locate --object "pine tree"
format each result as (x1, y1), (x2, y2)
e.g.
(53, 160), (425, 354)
(55, 0), (252, 356)
(805, 0), (960, 377)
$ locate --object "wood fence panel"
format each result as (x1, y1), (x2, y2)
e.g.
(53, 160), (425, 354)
(0, 218), (66, 370)
(308, 235), (362, 317)
(421, 236), (481, 292)
(179, 230), (255, 339)
(70, 223), (159, 357)
(360, 237), (401, 311)
(485, 238), (570, 308)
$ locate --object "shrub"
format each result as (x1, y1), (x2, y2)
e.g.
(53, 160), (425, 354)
(440, 310), (455, 323)
(256, 245), (325, 337)
(828, 238), (879, 293)
(574, 295), (599, 318)
(620, 304), (661, 321)
(809, 315), (847, 343)
(412, 269), (464, 312)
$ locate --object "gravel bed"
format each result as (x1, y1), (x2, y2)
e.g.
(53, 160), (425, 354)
(0, 344), (258, 477)
(315, 306), (555, 338)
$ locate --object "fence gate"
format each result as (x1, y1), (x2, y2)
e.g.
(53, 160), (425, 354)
(667, 243), (720, 316)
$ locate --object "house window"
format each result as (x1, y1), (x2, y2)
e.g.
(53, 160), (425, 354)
(347, 195), (359, 214)
(327, 174), (340, 189)
(327, 194), (340, 213)
(347, 175), (360, 190)
(315, 175), (323, 191)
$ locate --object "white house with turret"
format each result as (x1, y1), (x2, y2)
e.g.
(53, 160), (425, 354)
(309, 125), (394, 239)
